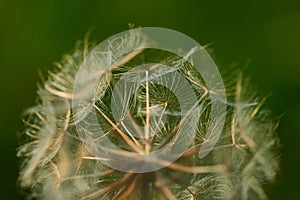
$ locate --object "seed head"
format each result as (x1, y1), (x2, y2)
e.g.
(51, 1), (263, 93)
(17, 28), (279, 200)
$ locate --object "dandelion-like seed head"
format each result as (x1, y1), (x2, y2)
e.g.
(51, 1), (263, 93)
(17, 28), (279, 200)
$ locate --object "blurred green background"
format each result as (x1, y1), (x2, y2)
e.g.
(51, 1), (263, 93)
(1, 0), (299, 199)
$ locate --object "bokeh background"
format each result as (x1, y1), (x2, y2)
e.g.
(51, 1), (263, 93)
(1, 0), (299, 199)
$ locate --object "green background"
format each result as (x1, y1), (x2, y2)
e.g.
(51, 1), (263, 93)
(1, 0), (299, 199)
